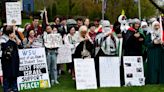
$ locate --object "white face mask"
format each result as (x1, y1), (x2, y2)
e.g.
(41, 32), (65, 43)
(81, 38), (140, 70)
(142, 28), (148, 31)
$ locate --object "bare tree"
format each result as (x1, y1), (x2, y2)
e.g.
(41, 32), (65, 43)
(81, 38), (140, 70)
(149, 0), (164, 13)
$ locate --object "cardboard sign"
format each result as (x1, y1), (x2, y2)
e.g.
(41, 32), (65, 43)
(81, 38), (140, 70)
(17, 48), (51, 91)
(74, 58), (97, 90)
(44, 34), (63, 48)
(6, 2), (22, 25)
(99, 57), (121, 87)
(123, 56), (145, 86)
(57, 45), (72, 64)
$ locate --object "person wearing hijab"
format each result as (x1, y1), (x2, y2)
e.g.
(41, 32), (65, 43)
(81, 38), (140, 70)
(94, 20), (119, 87)
(123, 18), (145, 56)
(145, 21), (164, 84)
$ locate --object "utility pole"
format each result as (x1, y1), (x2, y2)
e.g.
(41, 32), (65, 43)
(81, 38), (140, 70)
(102, 0), (105, 20)
(138, 0), (141, 20)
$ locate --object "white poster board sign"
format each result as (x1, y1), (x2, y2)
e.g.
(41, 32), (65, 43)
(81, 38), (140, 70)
(74, 58), (97, 90)
(123, 56), (145, 86)
(57, 45), (72, 64)
(0, 60), (2, 76)
(119, 38), (123, 58)
(99, 57), (121, 87)
(6, 2), (22, 25)
(44, 34), (63, 48)
(17, 48), (51, 91)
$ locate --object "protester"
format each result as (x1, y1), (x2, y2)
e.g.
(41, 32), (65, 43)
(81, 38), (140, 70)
(94, 18), (102, 33)
(23, 23), (31, 37)
(88, 23), (96, 43)
(94, 20), (119, 86)
(64, 25), (79, 79)
(146, 21), (164, 84)
(123, 18), (145, 56)
(76, 18), (83, 31)
(141, 21), (149, 36)
(43, 25), (60, 85)
(60, 17), (68, 35)
(1, 26), (20, 92)
(23, 30), (36, 48)
(84, 18), (90, 28)
(28, 17), (43, 37)
(74, 25), (93, 58)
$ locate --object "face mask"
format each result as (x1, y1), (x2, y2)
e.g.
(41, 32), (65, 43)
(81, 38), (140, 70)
(142, 28), (148, 31)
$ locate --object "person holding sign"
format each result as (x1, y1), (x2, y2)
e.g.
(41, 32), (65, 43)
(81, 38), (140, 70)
(145, 20), (164, 84)
(74, 26), (94, 80)
(94, 20), (119, 87)
(64, 25), (79, 78)
(43, 25), (60, 85)
(23, 30), (36, 48)
(1, 26), (20, 92)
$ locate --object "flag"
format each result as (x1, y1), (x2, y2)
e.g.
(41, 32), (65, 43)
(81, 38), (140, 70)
(159, 15), (164, 42)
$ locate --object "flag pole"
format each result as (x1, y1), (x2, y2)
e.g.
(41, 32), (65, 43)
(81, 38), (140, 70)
(138, 0), (141, 20)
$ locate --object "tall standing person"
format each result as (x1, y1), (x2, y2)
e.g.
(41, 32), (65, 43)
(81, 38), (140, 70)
(146, 21), (164, 84)
(1, 26), (21, 92)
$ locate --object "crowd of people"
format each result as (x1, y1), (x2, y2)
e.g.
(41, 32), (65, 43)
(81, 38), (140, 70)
(0, 10), (164, 92)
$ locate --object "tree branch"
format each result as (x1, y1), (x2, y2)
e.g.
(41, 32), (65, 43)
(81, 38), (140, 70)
(149, 0), (164, 13)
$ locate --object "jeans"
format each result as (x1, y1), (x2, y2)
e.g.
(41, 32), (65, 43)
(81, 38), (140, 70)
(3, 77), (18, 92)
(46, 49), (58, 83)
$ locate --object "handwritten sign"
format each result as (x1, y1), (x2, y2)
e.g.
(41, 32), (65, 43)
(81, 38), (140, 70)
(99, 57), (121, 87)
(32, 37), (43, 48)
(44, 34), (63, 48)
(17, 48), (51, 91)
(123, 56), (145, 86)
(74, 58), (97, 90)
(57, 45), (72, 64)
(6, 2), (22, 25)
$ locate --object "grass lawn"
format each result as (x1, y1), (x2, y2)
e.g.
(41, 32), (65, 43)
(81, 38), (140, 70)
(0, 72), (163, 92)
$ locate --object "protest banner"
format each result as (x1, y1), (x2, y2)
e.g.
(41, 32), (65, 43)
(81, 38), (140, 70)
(44, 34), (63, 48)
(99, 57), (121, 87)
(6, 2), (22, 25)
(123, 56), (145, 86)
(57, 45), (72, 64)
(17, 48), (51, 91)
(74, 58), (97, 90)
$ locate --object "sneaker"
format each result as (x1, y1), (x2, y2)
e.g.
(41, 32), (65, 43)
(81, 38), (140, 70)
(55, 81), (59, 84)
(72, 77), (75, 80)
(68, 69), (71, 74)
(51, 80), (55, 85)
